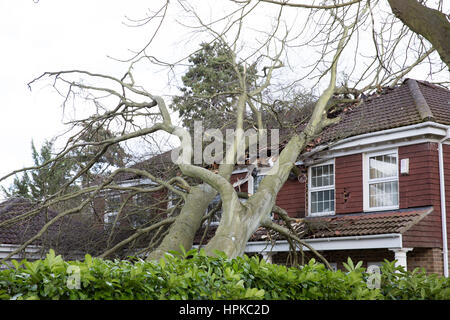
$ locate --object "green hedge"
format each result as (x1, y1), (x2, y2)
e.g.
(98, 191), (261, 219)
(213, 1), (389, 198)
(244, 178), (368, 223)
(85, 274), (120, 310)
(0, 249), (449, 300)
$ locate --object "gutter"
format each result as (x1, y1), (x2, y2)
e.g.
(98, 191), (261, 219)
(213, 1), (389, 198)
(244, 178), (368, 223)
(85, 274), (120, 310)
(0, 243), (42, 261)
(296, 121), (449, 166)
(438, 127), (450, 277)
(243, 233), (403, 253)
(329, 121), (449, 148)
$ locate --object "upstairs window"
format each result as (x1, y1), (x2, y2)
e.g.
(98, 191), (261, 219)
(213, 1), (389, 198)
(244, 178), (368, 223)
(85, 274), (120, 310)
(308, 161), (335, 216)
(206, 194), (222, 226)
(364, 150), (399, 211)
(252, 174), (264, 194)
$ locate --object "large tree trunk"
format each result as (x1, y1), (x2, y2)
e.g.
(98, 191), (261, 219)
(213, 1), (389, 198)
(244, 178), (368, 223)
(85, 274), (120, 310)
(146, 184), (217, 260)
(203, 133), (306, 258)
(387, 0), (450, 69)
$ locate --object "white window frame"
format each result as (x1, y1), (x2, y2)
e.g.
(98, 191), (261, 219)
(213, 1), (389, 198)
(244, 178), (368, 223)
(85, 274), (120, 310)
(329, 262), (338, 271)
(103, 211), (119, 230)
(308, 159), (335, 217)
(363, 149), (399, 212)
(249, 172), (274, 220)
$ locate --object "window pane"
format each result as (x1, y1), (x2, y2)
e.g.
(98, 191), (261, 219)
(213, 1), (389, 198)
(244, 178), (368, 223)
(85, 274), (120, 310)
(311, 163), (334, 187)
(369, 181), (398, 208)
(317, 176), (323, 187)
(323, 175), (329, 186)
(253, 175), (264, 194)
(330, 191), (335, 211)
(369, 153), (397, 179)
(311, 177), (317, 188)
(323, 201), (330, 212)
(311, 190), (335, 214)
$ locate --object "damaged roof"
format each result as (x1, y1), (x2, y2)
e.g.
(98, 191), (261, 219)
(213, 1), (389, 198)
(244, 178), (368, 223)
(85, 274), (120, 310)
(251, 206), (433, 241)
(0, 197), (60, 245)
(316, 79), (450, 146)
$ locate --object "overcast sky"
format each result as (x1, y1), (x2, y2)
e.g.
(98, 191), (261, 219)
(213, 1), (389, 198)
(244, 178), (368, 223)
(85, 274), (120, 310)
(0, 1), (448, 196)
(0, 1), (158, 186)
(0, 0), (268, 190)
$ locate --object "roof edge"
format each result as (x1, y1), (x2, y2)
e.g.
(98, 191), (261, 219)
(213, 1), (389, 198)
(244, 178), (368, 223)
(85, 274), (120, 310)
(398, 206), (434, 234)
(406, 79), (435, 122)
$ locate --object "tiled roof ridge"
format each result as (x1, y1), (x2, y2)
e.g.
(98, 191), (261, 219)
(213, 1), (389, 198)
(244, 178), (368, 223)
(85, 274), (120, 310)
(405, 79), (435, 122)
(398, 206), (434, 233)
(0, 197), (31, 215)
(411, 78), (450, 91)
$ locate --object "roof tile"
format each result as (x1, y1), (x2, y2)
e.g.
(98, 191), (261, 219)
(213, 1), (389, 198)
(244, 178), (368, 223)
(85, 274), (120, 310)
(317, 79), (450, 145)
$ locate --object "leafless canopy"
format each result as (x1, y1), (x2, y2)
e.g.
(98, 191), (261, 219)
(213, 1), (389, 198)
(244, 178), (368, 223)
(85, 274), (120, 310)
(1, 0), (448, 265)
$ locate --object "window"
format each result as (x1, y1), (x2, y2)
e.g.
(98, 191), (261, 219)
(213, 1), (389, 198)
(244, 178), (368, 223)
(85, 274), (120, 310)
(364, 150), (399, 211)
(252, 174), (264, 194)
(206, 194), (222, 225)
(106, 193), (121, 213)
(308, 161), (335, 216)
(104, 193), (122, 229)
(329, 262), (338, 271)
(104, 212), (118, 224)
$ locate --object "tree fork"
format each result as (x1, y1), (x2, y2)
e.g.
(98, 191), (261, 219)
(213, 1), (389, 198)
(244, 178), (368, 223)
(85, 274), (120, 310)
(387, 0), (450, 69)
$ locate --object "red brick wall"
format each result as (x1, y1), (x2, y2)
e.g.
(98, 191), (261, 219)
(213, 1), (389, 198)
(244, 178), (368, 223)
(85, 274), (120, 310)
(272, 249), (394, 270)
(271, 248), (444, 275)
(275, 175), (306, 218)
(335, 154), (363, 214)
(236, 142), (448, 251)
(273, 142), (445, 220)
(400, 143), (442, 248)
(407, 248), (444, 275)
(399, 143), (440, 209)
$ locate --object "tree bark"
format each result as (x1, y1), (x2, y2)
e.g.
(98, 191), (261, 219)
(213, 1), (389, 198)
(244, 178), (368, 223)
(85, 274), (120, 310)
(387, 0), (450, 69)
(203, 133), (306, 258)
(146, 184), (217, 260)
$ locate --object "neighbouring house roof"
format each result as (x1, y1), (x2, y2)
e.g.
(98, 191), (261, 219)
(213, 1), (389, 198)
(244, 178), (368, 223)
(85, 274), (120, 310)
(113, 149), (179, 182)
(0, 197), (60, 245)
(315, 79), (450, 147)
(249, 206), (433, 242)
(0, 197), (145, 259)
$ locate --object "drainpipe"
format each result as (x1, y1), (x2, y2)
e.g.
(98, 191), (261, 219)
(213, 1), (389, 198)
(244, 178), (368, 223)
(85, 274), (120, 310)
(438, 128), (450, 277)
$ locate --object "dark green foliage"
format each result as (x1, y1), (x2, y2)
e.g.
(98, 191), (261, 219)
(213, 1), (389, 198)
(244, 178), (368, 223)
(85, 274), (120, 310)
(2, 140), (77, 200)
(171, 41), (257, 130)
(69, 123), (129, 187)
(0, 249), (448, 300)
(378, 259), (450, 300)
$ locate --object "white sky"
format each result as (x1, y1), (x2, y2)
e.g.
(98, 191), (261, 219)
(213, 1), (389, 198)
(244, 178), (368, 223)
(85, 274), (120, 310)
(0, 0), (281, 190)
(0, 1), (448, 196)
(0, 1), (157, 186)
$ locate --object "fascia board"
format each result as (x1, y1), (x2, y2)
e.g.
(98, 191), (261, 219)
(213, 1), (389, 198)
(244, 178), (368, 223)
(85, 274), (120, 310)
(244, 233), (403, 253)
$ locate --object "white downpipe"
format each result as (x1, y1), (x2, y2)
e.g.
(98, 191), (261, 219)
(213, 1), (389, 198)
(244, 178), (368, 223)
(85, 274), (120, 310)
(438, 128), (450, 277)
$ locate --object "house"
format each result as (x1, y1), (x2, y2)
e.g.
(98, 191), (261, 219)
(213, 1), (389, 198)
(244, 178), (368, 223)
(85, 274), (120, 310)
(227, 78), (449, 275)
(0, 198), (57, 262)
(0, 197), (112, 262)
(76, 78), (450, 275)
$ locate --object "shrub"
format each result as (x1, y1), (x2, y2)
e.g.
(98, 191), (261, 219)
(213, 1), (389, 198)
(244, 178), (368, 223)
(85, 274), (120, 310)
(0, 249), (448, 300)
